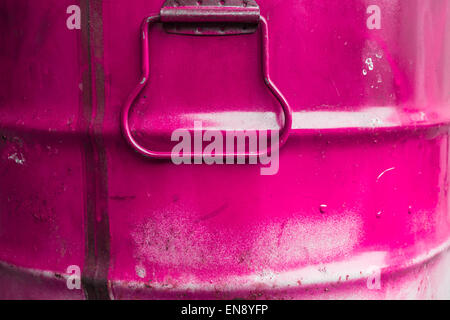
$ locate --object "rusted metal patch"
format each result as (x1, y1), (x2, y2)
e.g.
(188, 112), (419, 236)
(78, 0), (111, 300)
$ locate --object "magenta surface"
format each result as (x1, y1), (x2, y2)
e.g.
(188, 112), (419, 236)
(0, 0), (450, 299)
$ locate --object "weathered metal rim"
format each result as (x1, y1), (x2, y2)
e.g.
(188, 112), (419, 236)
(111, 239), (450, 293)
(1, 116), (449, 140)
(1, 238), (449, 299)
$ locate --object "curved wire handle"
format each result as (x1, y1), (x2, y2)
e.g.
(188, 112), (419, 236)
(121, 15), (292, 159)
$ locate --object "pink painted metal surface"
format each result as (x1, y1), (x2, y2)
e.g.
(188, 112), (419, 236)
(1, 0), (450, 300)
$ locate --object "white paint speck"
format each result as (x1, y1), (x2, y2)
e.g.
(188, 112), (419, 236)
(365, 58), (374, 71)
(8, 153), (25, 165)
(135, 265), (146, 279)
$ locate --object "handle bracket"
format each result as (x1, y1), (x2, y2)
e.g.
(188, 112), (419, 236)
(161, 0), (260, 35)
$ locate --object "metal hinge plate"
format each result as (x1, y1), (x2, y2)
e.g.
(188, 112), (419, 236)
(160, 0), (260, 35)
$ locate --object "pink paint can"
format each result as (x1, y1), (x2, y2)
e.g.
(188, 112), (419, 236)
(1, 0), (450, 299)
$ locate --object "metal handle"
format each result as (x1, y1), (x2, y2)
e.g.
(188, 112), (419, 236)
(121, 13), (292, 159)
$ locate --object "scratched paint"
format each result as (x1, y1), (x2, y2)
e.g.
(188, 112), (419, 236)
(1, 0), (450, 300)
